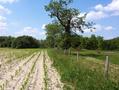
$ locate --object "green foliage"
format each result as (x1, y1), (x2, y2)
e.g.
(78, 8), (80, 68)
(86, 35), (98, 50)
(103, 37), (119, 50)
(0, 36), (40, 48)
(48, 49), (119, 90)
(45, 0), (93, 49)
(12, 36), (39, 48)
(78, 49), (119, 65)
(39, 40), (47, 48)
(0, 36), (14, 47)
(44, 25), (119, 50)
(46, 32), (104, 50)
(70, 35), (82, 49)
(45, 23), (63, 48)
(97, 36), (104, 50)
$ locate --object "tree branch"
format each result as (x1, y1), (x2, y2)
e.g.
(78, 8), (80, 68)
(56, 12), (66, 27)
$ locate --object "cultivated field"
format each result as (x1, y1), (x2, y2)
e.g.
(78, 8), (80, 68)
(0, 48), (63, 90)
(0, 48), (119, 90)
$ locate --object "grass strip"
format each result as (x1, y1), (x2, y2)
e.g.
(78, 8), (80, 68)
(48, 49), (119, 90)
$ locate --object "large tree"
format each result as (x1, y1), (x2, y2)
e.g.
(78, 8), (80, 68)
(45, 23), (63, 48)
(45, 0), (93, 49)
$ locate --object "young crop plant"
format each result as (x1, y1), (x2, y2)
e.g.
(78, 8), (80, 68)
(43, 53), (48, 90)
(20, 53), (40, 90)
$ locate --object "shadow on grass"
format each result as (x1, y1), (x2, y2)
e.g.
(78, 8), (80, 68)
(72, 52), (105, 60)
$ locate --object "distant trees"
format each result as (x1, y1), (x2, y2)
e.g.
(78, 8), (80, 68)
(70, 35), (82, 49)
(12, 36), (39, 48)
(103, 37), (119, 50)
(44, 31), (119, 51)
(97, 36), (104, 50)
(86, 35), (98, 50)
(0, 36), (40, 48)
(70, 35), (104, 50)
(0, 36), (14, 47)
(45, 0), (93, 49)
(0, 35), (119, 50)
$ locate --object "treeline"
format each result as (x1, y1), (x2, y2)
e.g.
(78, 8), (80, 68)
(0, 35), (119, 50)
(44, 33), (119, 50)
(0, 36), (40, 48)
(104, 37), (119, 50)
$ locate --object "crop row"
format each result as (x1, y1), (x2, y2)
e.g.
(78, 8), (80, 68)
(0, 52), (38, 90)
(20, 52), (41, 90)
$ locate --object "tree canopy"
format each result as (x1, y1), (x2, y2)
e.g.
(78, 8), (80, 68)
(12, 36), (40, 48)
(45, 0), (93, 49)
(45, 23), (63, 48)
(0, 36), (40, 48)
(0, 36), (14, 47)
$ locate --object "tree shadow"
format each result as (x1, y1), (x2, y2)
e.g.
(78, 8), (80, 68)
(72, 52), (104, 59)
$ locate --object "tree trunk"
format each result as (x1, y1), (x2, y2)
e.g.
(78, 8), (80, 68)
(64, 27), (71, 49)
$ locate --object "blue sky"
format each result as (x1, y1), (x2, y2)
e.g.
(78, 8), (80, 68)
(0, 0), (119, 40)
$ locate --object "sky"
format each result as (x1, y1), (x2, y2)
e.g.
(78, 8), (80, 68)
(0, 0), (119, 40)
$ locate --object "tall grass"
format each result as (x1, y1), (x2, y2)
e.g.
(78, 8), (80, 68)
(48, 49), (119, 90)
(77, 50), (119, 65)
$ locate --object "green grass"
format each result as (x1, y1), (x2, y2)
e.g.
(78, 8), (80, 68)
(72, 49), (119, 65)
(48, 49), (119, 90)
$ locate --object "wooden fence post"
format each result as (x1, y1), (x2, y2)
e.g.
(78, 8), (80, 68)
(64, 49), (66, 55)
(104, 56), (109, 79)
(69, 49), (71, 55)
(77, 51), (79, 61)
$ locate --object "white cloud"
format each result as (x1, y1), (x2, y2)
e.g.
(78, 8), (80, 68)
(0, 0), (19, 36)
(0, 5), (11, 14)
(16, 27), (38, 36)
(0, 15), (8, 31)
(0, 15), (6, 20)
(83, 24), (114, 33)
(83, 29), (93, 33)
(15, 27), (46, 37)
(23, 27), (38, 34)
(94, 24), (102, 31)
(104, 0), (119, 12)
(87, 11), (108, 20)
(39, 31), (46, 35)
(84, 24), (102, 33)
(94, 24), (114, 32)
(0, 5), (11, 31)
(0, 21), (7, 30)
(95, 4), (104, 11)
(104, 26), (113, 31)
(41, 24), (46, 30)
(87, 0), (119, 20)
(0, 0), (18, 4)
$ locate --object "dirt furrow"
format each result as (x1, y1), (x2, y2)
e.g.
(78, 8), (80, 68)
(0, 52), (36, 87)
(0, 52), (36, 82)
(4, 52), (40, 90)
(28, 51), (45, 90)
(44, 51), (64, 90)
